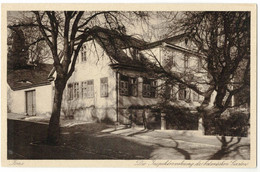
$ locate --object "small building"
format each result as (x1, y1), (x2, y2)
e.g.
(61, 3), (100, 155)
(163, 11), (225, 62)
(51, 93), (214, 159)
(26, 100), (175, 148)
(7, 64), (53, 116)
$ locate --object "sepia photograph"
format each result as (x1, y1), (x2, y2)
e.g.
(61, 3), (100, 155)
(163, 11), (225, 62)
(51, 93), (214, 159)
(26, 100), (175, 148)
(1, 3), (257, 168)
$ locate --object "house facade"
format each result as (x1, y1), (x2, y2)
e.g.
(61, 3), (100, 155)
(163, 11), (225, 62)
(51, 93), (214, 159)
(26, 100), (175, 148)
(60, 27), (207, 126)
(61, 33), (160, 124)
(8, 27), (209, 128)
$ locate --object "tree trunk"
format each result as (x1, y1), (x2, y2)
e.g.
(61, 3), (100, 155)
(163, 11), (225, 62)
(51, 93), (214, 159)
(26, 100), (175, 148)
(47, 78), (66, 145)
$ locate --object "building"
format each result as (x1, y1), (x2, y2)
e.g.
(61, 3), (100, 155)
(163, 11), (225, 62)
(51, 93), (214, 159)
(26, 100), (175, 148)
(7, 27), (206, 128)
(7, 63), (53, 116)
(56, 27), (205, 126)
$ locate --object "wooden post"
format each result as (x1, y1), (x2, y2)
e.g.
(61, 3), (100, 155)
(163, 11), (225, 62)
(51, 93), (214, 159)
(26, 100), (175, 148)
(161, 112), (166, 130)
(198, 117), (204, 135)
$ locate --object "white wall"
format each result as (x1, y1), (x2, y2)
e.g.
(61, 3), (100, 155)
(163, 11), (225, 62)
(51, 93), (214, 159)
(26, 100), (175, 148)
(63, 40), (117, 121)
(8, 84), (53, 115)
(35, 85), (53, 114)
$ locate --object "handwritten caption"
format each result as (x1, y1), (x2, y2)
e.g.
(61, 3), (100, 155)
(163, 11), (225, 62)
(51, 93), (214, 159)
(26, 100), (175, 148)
(134, 160), (248, 167)
(8, 160), (24, 166)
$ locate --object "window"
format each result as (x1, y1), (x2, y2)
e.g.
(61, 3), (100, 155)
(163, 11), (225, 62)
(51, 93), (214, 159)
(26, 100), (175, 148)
(82, 80), (94, 98)
(178, 84), (186, 100)
(67, 83), (73, 100)
(81, 45), (87, 62)
(67, 82), (79, 100)
(100, 77), (108, 97)
(130, 78), (138, 97)
(73, 82), (79, 99)
(119, 75), (129, 96)
(119, 74), (138, 96)
(143, 78), (157, 98)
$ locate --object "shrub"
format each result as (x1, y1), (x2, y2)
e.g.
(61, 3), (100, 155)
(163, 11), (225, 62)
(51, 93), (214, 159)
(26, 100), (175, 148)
(161, 104), (199, 130)
(204, 108), (250, 137)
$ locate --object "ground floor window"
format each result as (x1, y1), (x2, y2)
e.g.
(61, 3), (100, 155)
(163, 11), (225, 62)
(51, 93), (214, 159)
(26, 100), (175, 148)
(67, 83), (73, 100)
(119, 74), (138, 97)
(178, 84), (187, 100)
(143, 78), (157, 98)
(82, 80), (94, 98)
(67, 82), (79, 100)
(100, 77), (108, 97)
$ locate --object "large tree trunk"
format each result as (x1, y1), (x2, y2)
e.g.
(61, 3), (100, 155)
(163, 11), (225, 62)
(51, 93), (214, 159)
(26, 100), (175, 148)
(47, 78), (66, 145)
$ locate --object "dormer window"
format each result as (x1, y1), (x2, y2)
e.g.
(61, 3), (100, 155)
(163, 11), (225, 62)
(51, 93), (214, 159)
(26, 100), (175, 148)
(18, 80), (32, 84)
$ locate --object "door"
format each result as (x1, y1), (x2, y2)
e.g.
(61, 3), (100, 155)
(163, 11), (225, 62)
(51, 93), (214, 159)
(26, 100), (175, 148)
(26, 90), (36, 116)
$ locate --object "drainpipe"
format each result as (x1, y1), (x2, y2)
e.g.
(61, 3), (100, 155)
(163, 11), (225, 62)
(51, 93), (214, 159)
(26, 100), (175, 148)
(116, 71), (119, 123)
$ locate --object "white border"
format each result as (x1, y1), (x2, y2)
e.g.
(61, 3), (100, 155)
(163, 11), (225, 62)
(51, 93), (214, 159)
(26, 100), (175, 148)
(0, 1), (259, 172)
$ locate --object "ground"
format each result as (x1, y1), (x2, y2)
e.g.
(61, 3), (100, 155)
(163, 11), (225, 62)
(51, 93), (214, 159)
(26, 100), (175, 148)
(7, 113), (250, 160)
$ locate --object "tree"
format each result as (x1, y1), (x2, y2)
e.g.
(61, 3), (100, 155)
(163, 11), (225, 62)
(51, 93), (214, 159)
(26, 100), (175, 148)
(148, 11), (250, 136)
(8, 15), (51, 70)
(180, 12), (250, 114)
(7, 26), (29, 70)
(15, 11), (145, 144)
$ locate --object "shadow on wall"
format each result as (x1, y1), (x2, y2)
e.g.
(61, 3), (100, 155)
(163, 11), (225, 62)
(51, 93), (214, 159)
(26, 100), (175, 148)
(119, 105), (161, 129)
(61, 98), (117, 124)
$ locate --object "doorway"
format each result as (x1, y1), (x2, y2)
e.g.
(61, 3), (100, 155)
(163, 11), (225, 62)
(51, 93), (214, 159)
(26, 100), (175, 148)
(26, 90), (36, 116)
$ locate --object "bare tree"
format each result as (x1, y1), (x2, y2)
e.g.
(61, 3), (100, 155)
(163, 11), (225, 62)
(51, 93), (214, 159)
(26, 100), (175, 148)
(7, 11), (148, 144)
(146, 11), (250, 136)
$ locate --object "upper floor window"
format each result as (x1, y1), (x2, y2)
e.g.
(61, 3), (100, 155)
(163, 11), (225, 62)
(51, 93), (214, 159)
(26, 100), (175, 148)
(143, 78), (157, 98)
(119, 74), (138, 97)
(100, 77), (108, 97)
(81, 45), (87, 62)
(82, 80), (94, 98)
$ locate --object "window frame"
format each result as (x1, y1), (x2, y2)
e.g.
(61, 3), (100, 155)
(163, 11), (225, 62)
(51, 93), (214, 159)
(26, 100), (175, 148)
(82, 80), (94, 98)
(119, 74), (138, 97)
(81, 45), (87, 62)
(142, 78), (157, 98)
(67, 82), (79, 100)
(100, 77), (108, 97)
(178, 84), (187, 101)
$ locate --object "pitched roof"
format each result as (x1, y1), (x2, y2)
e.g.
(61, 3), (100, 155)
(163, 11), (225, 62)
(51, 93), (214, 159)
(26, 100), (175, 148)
(7, 63), (53, 91)
(139, 33), (189, 50)
(92, 26), (149, 68)
(92, 27), (189, 69)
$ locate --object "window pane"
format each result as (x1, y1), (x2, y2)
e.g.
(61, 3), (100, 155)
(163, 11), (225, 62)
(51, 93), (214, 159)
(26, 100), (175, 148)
(100, 77), (108, 97)
(142, 78), (157, 98)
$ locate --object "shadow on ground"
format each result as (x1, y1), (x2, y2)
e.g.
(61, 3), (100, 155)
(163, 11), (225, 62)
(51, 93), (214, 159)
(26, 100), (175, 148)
(7, 119), (250, 160)
(7, 120), (153, 159)
(209, 136), (250, 160)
